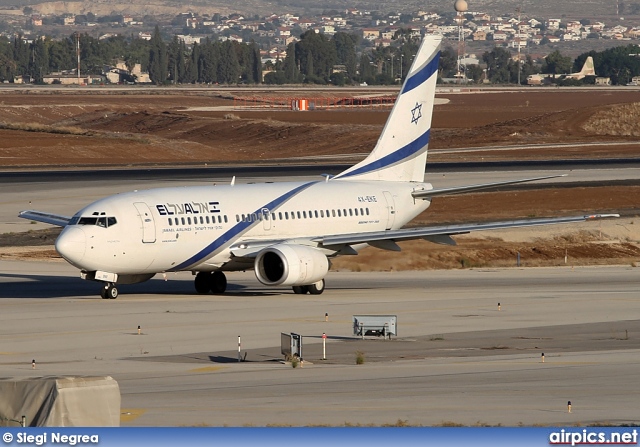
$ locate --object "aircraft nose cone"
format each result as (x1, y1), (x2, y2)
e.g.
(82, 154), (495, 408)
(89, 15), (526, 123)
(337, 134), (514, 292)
(55, 227), (86, 266)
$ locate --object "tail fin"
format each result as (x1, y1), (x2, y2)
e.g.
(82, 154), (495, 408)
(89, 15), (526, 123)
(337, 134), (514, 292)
(333, 35), (442, 182)
(580, 56), (596, 76)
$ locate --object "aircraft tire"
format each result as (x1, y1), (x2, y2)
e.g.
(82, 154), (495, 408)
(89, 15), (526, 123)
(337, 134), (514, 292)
(292, 286), (306, 294)
(209, 271), (227, 294)
(100, 286), (109, 299)
(106, 284), (118, 299)
(194, 272), (211, 294)
(307, 279), (325, 295)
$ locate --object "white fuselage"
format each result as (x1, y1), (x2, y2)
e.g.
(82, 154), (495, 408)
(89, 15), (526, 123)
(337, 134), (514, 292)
(55, 179), (433, 276)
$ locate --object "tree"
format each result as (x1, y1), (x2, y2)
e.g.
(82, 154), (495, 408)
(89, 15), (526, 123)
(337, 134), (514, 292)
(283, 42), (300, 83)
(482, 46), (513, 83)
(295, 30), (336, 83)
(29, 37), (49, 83)
(466, 64), (484, 83)
(217, 40), (240, 84)
(541, 50), (572, 74)
(357, 52), (375, 85)
(332, 32), (358, 81)
(167, 36), (186, 83)
(438, 46), (457, 78)
(148, 25), (168, 84)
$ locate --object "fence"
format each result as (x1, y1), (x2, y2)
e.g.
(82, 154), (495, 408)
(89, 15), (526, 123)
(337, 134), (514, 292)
(232, 96), (395, 110)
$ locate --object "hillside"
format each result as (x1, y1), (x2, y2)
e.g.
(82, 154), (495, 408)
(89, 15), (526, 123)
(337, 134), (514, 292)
(0, 0), (619, 18)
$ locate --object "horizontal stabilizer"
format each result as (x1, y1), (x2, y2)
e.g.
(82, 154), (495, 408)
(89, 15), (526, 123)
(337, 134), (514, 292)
(315, 213), (619, 247)
(412, 174), (567, 199)
(18, 210), (71, 227)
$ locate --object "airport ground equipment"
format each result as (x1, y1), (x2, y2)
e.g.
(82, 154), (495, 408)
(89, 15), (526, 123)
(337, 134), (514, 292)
(353, 315), (397, 339)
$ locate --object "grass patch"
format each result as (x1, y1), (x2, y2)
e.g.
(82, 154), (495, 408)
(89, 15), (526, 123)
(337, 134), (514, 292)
(355, 351), (365, 365)
(583, 103), (640, 136)
(0, 121), (150, 143)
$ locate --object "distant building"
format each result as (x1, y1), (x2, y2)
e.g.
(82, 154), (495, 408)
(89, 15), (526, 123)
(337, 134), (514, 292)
(42, 72), (104, 85)
(362, 28), (380, 40)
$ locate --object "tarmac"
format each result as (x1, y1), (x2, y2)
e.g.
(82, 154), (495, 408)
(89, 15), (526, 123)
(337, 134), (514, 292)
(1, 260), (639, 426)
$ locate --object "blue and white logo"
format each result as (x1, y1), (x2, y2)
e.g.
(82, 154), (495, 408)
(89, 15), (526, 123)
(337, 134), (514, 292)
(411, 102), (422, 125)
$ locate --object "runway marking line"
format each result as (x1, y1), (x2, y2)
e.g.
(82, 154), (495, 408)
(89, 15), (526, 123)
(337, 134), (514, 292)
(120, 408), (146, 423)
(189, 366), (226, 373)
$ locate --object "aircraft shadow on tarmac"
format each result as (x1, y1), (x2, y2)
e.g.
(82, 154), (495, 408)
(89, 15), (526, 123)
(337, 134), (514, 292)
(0, 273), (285, 299)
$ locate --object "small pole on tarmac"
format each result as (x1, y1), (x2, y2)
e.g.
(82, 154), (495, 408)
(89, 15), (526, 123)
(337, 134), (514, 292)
(238, 336), (241, 362)
(322, 333), (327, 360)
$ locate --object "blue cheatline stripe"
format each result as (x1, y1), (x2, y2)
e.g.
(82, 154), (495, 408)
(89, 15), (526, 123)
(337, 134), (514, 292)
(401, 51), (440, 95)
(168, 182), (317, 272)
(335, 129), (431, 179)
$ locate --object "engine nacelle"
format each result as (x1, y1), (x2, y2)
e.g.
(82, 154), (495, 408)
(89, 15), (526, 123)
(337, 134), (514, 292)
(254, 244), (329, 286)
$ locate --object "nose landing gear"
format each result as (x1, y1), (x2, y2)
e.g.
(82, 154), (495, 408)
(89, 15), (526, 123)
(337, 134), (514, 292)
(100, 283), (118, 299)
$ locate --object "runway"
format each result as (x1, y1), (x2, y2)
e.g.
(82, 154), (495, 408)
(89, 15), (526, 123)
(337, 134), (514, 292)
(1, 262), (639, 426)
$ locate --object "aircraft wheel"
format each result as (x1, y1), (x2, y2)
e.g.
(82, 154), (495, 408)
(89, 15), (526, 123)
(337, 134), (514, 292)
(307, 279), (325, 295)
(194, 272), (211, 294)
(106, 284), (118, 299)
(292, 286), (307, 294)
(100, 285), (109, 300)
(209, 271), (227, 294)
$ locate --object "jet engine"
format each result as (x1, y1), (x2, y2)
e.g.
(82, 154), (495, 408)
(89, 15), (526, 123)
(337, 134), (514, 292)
(254, 244), (329, 286)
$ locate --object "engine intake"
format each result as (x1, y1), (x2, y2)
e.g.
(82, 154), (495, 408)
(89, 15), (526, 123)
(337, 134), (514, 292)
(255, 244), (329, 286)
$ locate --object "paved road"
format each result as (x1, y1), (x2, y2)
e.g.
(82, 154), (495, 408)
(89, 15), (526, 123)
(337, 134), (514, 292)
(0, 264), (639, 426)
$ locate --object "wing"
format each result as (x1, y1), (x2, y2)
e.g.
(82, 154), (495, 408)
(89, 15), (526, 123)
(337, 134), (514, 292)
(412, 174), (567, 199)
(18, 210), (71, 227)
(313, 214), (620, 250)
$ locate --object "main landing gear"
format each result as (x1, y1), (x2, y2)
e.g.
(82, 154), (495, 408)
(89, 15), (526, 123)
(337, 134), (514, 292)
(194, 271), (228, 294)
(100, 283), (118, 300)
(292, 279), (325, 295)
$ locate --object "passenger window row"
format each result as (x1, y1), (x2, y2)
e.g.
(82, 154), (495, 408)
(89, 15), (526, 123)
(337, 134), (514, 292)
(235, 207), (371, 223)
(168, 215), (228, 227)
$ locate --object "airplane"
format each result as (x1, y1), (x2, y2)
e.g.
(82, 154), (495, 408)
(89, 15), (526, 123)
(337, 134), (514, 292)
(19, 36), (618, 299)
(527, 56), (596, 85)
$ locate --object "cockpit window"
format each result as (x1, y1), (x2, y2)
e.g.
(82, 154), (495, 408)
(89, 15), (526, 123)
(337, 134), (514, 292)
(75, 216), (117, 228)
(78, 217), (98, 225)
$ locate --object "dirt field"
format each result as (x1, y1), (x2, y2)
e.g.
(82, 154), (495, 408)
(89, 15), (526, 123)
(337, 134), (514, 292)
(2, 89), (640, 167)
(1, 87), (639, 269)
